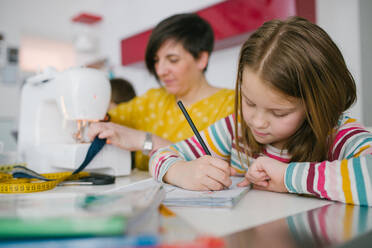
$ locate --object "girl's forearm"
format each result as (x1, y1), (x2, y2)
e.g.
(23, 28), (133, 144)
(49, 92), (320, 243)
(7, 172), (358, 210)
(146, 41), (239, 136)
(285, 156), (372, 206)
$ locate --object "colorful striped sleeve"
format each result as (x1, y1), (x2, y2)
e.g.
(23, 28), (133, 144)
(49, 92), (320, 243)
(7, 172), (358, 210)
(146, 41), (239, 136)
(285, 117), (372, 206)
(149, 115), (235, 182)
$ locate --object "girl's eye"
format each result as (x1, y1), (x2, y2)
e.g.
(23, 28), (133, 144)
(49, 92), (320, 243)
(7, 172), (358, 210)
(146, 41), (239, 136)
(244, 100), (255, 107)
(272, 112), (288, 117)
(169, 58), (179, 63)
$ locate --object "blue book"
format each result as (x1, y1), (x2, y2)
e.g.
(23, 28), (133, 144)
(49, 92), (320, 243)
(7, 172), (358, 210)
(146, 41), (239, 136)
(0, 235), (159, 248)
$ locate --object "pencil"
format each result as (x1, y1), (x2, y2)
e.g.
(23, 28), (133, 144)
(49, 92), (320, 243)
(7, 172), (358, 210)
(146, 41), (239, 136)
(177, 100), (211, 156)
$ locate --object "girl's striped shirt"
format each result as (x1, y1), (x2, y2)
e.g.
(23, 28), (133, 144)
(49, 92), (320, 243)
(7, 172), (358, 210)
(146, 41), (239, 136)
(149, 114), (372, 206)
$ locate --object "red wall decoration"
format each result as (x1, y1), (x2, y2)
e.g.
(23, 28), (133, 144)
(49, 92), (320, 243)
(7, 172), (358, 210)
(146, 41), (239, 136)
(72, 13), (102, 24)
(121, 0), (315, 66)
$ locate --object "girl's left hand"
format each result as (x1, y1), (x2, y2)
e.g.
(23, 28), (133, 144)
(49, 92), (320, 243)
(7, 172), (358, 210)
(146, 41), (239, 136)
(237, 156), (289, 193)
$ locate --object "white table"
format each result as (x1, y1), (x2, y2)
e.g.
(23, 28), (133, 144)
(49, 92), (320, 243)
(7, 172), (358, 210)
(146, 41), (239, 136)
(44, 169), (330, 237)
(170, 189), (330, 236)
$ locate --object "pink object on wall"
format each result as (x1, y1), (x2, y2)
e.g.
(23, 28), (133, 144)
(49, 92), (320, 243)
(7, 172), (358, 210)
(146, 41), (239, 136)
(121, 0), (315, 66)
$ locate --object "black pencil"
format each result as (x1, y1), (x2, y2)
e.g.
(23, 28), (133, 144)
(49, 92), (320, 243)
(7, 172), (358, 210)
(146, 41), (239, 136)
(177, 100), (211, 156)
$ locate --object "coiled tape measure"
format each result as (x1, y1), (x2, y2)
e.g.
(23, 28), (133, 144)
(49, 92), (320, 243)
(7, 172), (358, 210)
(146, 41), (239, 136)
(0, 169), (90, 193)
(0, 137), (114, 194)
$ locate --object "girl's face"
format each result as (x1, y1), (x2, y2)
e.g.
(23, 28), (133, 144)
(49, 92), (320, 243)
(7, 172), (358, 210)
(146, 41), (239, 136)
(241, 67), (306, 149)
(154, 40), (207, 97)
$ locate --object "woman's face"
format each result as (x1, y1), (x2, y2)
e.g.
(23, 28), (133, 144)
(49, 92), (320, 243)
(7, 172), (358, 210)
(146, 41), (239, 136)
(241, 67), (306, 149)
(154, 40), (207, 97)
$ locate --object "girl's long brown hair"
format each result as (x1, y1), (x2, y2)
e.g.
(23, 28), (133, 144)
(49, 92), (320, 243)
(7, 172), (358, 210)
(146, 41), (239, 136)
(234, 16), (356, 163)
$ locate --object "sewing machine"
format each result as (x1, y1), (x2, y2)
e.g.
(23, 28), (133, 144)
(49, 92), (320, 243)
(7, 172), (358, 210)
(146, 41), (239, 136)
(17, 67), (131, 176)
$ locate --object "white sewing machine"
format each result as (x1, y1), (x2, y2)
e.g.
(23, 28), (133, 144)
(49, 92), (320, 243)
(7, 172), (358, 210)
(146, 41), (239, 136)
(17, 67), (131, 176)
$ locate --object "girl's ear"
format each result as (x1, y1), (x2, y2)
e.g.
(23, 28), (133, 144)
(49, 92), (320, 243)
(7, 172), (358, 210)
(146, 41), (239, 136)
(196, 51), (209, 71)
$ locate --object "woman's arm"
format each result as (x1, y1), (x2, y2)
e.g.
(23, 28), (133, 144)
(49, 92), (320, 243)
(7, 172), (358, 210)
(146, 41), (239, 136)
(89, 89), (173, 153)
(88, 122), (171, 152)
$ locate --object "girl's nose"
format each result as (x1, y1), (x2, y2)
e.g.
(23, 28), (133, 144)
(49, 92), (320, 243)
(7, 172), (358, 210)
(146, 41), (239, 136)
(251, 111), (269, 129)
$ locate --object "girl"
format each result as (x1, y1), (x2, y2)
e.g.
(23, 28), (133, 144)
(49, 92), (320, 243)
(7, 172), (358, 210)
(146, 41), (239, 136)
(149, 16), (372, 206)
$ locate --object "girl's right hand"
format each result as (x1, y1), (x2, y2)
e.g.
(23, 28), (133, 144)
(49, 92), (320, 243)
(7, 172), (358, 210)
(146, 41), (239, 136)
(163, 156), (232, 191)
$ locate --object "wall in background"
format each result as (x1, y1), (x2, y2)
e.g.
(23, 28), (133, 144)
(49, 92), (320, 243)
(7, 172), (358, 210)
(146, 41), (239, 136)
(0, 0), (105, 155)
(317, 0), (363, 123)
(0, 0), (105, 119)
(20, 36), (76, 72)
(360, 0), (372, 126)
(0, 0), (371, 152)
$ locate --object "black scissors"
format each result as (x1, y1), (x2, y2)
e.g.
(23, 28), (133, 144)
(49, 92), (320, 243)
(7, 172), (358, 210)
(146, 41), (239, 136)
(59, 173), (115, 186)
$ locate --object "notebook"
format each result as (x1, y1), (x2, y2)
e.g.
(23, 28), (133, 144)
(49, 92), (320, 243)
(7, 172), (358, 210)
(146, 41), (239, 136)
(105, 177), (250, 209)
(163, 176), (250, 208)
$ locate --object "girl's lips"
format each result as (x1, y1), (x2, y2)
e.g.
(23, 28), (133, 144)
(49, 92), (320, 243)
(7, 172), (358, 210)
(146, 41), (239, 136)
(252, 129), (269, 137)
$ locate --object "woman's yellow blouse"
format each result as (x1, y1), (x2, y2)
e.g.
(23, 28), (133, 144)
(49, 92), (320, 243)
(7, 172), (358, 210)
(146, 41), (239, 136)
(108, 88), (235, 170)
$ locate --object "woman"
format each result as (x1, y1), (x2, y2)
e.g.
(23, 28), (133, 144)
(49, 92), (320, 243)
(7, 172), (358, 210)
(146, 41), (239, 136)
(88, 13), (235, 170)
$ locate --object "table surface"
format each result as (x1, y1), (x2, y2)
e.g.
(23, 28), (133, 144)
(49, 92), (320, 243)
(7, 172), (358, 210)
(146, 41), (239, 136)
(3, 169), (372, 248)
(42, 169), (330, 237)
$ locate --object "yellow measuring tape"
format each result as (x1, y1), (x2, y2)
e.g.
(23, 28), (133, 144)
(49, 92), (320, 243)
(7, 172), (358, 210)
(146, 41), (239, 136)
(0, 163), (26, 173)
(0, 164), (90, 194)
(0, 137), (107, 194)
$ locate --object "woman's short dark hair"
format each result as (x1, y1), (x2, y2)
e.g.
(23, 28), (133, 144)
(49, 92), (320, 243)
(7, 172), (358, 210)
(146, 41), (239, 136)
(145, 13), (214, 80)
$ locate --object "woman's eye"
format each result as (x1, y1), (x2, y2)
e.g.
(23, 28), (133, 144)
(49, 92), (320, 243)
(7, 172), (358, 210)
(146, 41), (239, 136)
(169, 58), (179, 63)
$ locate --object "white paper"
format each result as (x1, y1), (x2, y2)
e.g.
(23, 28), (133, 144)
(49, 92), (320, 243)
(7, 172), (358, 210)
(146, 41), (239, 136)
(163, 176), (250, 208)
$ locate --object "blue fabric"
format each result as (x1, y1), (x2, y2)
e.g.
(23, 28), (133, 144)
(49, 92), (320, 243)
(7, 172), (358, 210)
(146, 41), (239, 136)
(72, 136), (106, 174)
(12, 137), (106, 180)
(12, 165), (52, 181)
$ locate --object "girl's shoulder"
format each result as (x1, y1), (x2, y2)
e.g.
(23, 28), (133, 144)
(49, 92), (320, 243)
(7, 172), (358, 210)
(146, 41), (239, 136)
(330, 114), (372, 160)
(337, 114), (366, 130)
(209, 113), (236, 128)
(332, 114), (371, 145)
(207, 113), (236, 137)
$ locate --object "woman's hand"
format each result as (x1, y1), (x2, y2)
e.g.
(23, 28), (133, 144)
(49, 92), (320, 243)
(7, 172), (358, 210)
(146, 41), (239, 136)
(238, 156), (288, 193)
(163, 156), (232, 191)
(88, 122), (143, 151)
